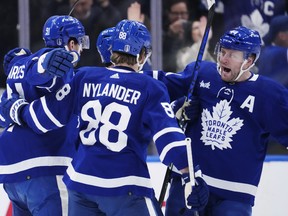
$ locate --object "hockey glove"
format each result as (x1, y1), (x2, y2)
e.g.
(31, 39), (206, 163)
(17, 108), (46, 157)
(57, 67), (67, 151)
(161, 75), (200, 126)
(38, 48), (74, 77)
(0, 94), (28, 127)
(3, 48), (32, 75)
(170, 96), (200, 122)
(182, 166), (209, 212)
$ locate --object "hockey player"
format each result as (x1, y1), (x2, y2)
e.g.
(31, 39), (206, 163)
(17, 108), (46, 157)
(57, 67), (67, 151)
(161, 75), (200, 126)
(139, 26), (288, 215)
(0, 15), (89, 215)
(0, 19), (209, 216)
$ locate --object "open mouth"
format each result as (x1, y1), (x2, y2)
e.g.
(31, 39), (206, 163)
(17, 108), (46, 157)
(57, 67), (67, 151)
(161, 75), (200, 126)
(223, 67), (231, 73)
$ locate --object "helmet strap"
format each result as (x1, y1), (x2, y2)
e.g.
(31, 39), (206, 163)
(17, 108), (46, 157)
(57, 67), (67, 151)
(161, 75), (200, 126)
(136, 53), (149, 72)
(234, 59), (255, 81)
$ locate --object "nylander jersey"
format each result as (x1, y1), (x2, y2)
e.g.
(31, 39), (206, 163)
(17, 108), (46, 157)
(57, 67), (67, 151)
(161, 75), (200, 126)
(20, 66), (189, 198)
(143, 61), (288, 205)
(0, 47), (77, 183)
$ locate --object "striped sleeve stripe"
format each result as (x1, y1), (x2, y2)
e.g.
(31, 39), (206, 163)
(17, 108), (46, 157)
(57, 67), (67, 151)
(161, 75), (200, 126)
(30, 101), (49, 133)
(159, 140), (186, 161)
(153, 127), (184, 142)
(40, 97), (64, 128)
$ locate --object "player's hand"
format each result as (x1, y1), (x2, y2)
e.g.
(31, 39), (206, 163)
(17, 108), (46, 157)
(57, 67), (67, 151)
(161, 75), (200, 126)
(38, 48), (74, 77)
(3, 48), (32, 75)
(127, 2), (145, 23)
(170, 96), (200, 122)
(182, 167), (209, 212)
(0, 94), (28, 127)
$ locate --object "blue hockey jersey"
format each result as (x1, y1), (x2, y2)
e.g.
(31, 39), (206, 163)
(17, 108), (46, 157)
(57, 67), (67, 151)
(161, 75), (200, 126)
(143, 61), (288, 205)
(19, 66), (189, 198)
(221, 0), (286, 38)
(257, 45), (288, 88)
(0, 47), (77, 183)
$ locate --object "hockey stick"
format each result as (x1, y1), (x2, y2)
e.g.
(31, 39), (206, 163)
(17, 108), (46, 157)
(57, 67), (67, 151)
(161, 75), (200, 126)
(187, 0), (215, 100)
(178, 0), (215, 130)
(182, 3), (215, 214)
(68, 0), (81, 16)
(158, 163), (173, 207)
(185, 137), (199, 216)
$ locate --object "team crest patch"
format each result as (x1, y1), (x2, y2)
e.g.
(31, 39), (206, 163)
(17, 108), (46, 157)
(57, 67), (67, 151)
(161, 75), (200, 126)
(200, 100), (243, 150)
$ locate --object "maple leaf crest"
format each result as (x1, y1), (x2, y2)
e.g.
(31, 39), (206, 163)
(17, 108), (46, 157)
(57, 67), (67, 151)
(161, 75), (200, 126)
(200, 100), (244, 150)
(241, 9), (269, 38)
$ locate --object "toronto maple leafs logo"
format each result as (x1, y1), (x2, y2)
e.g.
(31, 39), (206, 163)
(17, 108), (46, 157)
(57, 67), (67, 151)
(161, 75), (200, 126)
(241, 9), (269, 38)
(200, 100), (244, 150)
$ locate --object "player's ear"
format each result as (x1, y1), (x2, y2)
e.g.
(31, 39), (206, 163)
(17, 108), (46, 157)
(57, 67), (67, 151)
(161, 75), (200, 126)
(138, 49), (146, 64)
(247, 54), (256, 65)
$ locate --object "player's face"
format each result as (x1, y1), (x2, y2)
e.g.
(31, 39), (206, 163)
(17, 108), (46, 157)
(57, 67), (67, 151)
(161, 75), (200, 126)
(218, 48), (245, 82)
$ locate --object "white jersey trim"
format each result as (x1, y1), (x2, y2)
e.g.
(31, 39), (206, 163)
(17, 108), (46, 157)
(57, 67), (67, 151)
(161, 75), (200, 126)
(145, 197), (157, 216)
(56, 175), (68, 216)
(0, 156), (72, 174)
(203, 174), (257, 196)
(153, 127), (184, 141)
(66, 165), (152, 189)
(30, 100), (48, 133)
(41, 96), (64, 128)
(159, 140), (186, 162)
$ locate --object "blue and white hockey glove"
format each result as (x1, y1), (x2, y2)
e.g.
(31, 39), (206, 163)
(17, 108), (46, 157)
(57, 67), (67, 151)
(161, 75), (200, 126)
(182, 166), (209, 212)
(170, 96), (200, 122)
(0, 94), (28, 127)
(3, 47), (32, 75)
(38, 48), (74, 77)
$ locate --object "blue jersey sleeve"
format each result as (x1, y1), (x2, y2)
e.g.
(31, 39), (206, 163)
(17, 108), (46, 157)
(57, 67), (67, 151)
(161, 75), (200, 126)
(25, 48), (74, 90)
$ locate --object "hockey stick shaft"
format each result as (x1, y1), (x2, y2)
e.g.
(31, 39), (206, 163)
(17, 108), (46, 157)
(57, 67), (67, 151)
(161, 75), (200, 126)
(68, 0), (81, 16)
(158, 163), (173, 207)
(187, 0), (215, 100)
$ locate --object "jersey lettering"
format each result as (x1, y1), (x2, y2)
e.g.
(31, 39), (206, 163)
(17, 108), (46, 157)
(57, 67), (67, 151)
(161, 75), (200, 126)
(83, 83), (141, 105)
(8, 65), (25, 79)
(263, 1), (274, 16)
(240, 95), (255, 113)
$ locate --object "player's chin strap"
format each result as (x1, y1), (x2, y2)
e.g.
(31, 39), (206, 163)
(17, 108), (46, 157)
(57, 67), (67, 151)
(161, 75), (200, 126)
(234, 59), (255, 81)
(136, 52), (151, 72)
(217, 59), (256, 82)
